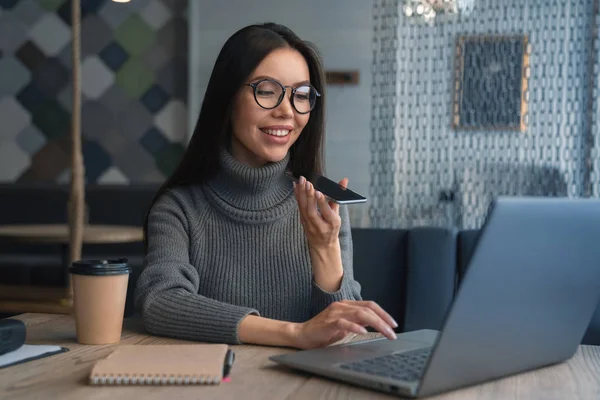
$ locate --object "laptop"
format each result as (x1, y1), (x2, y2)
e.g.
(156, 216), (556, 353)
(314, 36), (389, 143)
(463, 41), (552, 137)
(269, 197), (600, 397)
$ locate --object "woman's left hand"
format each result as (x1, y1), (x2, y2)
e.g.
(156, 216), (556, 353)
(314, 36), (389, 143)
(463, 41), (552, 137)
(294, 175), (348, 250)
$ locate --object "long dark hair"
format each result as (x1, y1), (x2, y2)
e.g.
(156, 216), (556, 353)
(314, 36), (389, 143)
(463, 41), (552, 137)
(144, 22), (327, 251)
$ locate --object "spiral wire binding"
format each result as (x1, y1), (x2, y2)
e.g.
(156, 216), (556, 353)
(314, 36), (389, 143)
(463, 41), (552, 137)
(90, 374), (220, 385)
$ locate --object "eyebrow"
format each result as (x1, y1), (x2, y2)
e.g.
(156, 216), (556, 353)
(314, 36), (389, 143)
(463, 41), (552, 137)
(250, 75), (311, 86)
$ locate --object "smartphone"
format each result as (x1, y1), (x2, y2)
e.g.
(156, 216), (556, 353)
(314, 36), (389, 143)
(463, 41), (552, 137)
(285, 171), (367, 204)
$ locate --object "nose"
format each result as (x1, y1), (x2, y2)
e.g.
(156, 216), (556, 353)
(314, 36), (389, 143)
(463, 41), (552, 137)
(273, 91), (294, 118)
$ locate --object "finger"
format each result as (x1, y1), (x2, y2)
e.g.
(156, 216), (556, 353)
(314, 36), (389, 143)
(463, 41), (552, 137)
(295, 176), (308, 211)
(343, 307), (397, 340)
(306, 183), (327, 228)
(305, 182), (320, 219)
(316, 191), (339, 224)
(335, 318), (368, 335)
(351, 300), (398, 329)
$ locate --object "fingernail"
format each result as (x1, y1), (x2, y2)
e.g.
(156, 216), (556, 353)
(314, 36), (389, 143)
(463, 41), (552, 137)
(299, 176), (305, 184)
(315, 191), (322, 199)
(292, 181), (296, 189)
(391, 319), (398, 328)
(360, 327), (368, 334)
(387, 327), (397, 340)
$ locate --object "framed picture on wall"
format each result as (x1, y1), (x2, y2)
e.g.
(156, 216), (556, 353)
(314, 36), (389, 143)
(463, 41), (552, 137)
(452, 35), (530, 132)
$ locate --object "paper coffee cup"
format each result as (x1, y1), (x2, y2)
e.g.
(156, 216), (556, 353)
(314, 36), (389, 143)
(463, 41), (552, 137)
(69, 259), (130, 345)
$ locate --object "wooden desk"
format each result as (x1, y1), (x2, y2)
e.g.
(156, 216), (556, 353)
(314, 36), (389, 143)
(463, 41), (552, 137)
(0, 225), (143, 313)
(2, 313), (600, 399)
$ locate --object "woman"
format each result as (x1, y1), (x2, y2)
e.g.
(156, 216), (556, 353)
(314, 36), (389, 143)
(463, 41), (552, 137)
(135, 22), (397, 349)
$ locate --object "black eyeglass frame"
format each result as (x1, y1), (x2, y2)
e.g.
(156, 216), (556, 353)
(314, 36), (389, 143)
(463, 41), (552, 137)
(244, 78), (321, 114)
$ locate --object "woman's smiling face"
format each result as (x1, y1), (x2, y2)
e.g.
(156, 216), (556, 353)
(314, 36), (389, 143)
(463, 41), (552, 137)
(230, 47), (311, 167)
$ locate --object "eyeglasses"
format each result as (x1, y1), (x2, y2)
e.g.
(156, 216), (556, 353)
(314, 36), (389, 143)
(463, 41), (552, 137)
(245, 79), (321, 114)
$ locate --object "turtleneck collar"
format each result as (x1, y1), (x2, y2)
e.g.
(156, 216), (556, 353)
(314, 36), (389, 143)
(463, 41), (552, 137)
(205, 148), (294, 213)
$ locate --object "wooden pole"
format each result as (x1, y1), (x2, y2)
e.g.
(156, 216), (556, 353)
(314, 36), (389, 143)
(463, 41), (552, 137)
(68, 0), (85, 286)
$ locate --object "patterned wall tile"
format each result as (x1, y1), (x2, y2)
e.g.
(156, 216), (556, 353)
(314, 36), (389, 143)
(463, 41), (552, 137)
(156, 58), (187, 100)
(81, 14), (112, 56)
(0, 97), (30, 140)
(16, 82), (46, 114)
(141, 169), (166, 182)
(18, 136), (70, 181)
(112, 140), (161, 181)
(56, 82), (73, 111)
(140, 126), (170, 156)
(98, 83), (131, 114)
(98, 41), (129, 71)
(82, 100), (113, 140)
(140, 0), (171, 30)
(29, 14), (70, 55)
(155, 99), (186, 141)
(81, 55), (114, 99)
(114, 14), (155, 56)
(97, 128), (127, 156)
(116, 58), (154, 99)
(0, 14), (28, 52)
(116, 101), (153, 141)
(16, 125), (46, 155)
(12, 0), (44, 25)
(38, 0), (67, 12)
(0, 55), (30, 95)
(0, 141), (30, 181)
(97, 166), (129, 184)
(98, 0), (133, 29)
(81, 0), (105, 14)
(15, 40), (45, 70)
(143, 43), (169, 72)
(82, 139), (112, 182)
(56, 0), (76, 25)
(33, 57), (69, 96)
(141, 84), (169, 113)
(0, 0), (19, 9)
(155, 143), (185, 176)
(0, 0), (188, 184)
(32, 98), (70, 140)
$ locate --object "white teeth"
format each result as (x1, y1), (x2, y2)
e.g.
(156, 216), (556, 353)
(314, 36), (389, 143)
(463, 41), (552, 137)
(262, 129), (290, 137)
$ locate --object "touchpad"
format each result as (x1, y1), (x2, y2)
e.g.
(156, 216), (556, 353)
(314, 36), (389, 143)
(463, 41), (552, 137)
(349, 338), (430, 354)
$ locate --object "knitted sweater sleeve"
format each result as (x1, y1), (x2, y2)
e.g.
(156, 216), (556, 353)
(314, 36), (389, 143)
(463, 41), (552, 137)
(310, 205), (363, 316)
(134, 190), (259, 345)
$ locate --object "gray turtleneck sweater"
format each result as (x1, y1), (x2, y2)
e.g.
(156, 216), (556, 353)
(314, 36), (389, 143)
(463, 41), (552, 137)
(135, 150), (362, 345)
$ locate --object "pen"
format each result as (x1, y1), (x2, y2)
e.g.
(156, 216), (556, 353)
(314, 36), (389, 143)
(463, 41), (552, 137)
(223, 349), (235, 378)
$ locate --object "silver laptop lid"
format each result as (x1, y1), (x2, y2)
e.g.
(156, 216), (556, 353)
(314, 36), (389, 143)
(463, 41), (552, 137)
(418, 197), (600, 397)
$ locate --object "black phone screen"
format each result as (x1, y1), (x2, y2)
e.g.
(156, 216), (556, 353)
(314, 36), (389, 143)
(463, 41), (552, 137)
(286, 172), (367, 204)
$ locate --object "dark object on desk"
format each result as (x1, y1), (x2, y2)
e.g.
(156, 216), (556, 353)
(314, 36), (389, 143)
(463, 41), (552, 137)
(223, 349), (235, 378)
(0, 319), (26, 356)
(272, 197), (600, 398)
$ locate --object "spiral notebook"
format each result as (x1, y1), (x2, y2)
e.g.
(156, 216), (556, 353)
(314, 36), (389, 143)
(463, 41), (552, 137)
(89, 344), (233, 386)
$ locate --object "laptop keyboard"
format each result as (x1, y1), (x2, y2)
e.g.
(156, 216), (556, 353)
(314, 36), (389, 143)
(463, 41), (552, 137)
(338, 347), (433, 382)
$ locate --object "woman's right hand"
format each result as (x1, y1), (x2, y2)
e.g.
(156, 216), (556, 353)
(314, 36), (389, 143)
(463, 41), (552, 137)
(291, 300), (398, 349)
